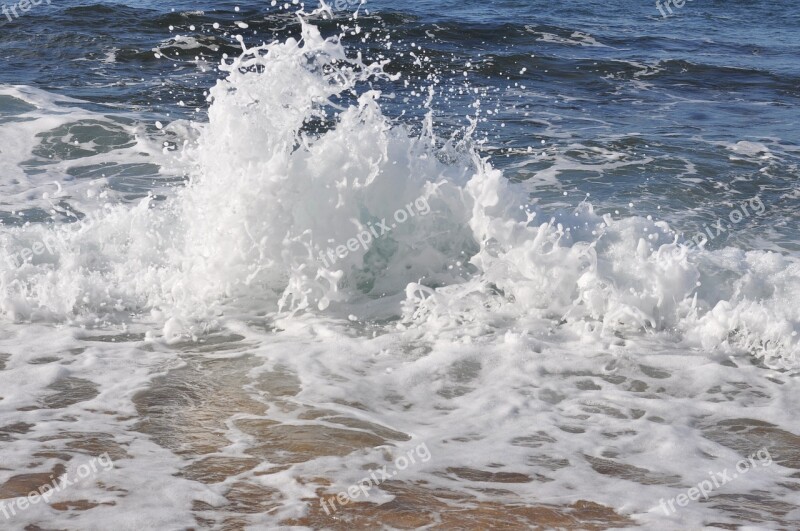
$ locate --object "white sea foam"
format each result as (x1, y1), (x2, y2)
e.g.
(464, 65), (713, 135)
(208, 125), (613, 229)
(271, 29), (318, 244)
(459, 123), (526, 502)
(0, 19), (798, 366)
(0, 17), (799, 529)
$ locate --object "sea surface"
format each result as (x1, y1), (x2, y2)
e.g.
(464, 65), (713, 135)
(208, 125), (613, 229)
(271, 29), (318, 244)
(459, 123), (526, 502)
(0, 0), (798, 529)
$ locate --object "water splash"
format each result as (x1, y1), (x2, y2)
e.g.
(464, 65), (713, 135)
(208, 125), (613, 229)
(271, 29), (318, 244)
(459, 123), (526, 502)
(0, 18), (797, 369)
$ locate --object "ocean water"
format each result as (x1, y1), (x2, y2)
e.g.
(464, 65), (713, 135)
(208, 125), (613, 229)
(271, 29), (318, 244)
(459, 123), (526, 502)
(0, 0), (799, 529)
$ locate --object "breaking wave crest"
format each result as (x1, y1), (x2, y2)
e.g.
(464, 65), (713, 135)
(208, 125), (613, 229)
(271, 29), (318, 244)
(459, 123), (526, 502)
(0, 19), (798, 369)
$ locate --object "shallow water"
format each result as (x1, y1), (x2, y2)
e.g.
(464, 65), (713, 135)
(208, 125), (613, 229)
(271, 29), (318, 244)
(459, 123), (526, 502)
(1, 1), (799, 529)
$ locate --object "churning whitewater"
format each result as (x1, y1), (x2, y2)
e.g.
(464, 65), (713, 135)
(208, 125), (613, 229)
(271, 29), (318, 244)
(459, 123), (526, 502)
(1, 20), (798, 369)
(0, 6), (798, 529)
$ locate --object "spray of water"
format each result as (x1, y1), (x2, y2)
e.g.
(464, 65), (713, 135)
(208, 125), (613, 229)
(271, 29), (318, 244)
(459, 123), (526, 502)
(0, 17), (797, 368)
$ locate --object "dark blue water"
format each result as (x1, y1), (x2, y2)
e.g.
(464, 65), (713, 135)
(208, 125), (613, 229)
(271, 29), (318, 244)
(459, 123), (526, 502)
(2, 0), (799, 248)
